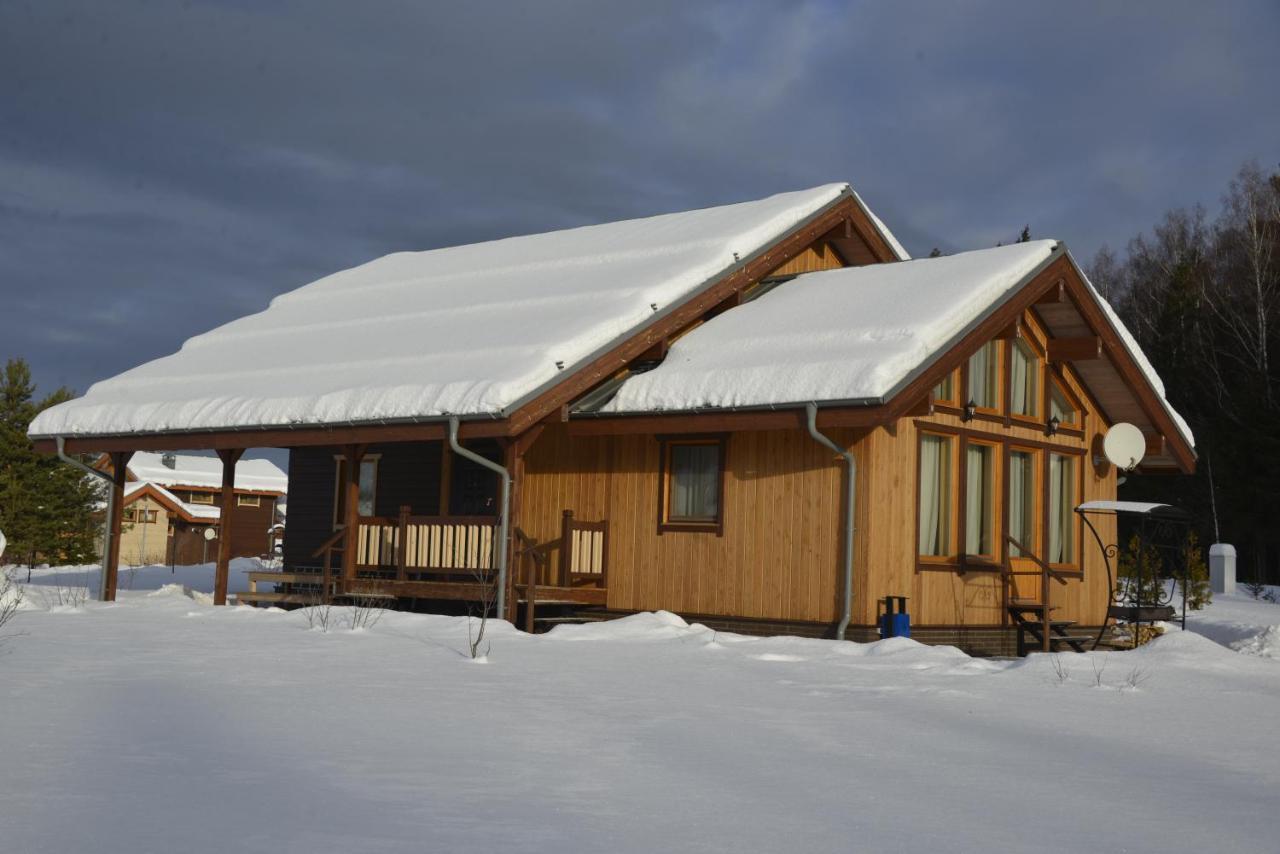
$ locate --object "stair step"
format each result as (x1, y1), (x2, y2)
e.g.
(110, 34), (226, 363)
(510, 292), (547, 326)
(1050, 635), (1094, 645)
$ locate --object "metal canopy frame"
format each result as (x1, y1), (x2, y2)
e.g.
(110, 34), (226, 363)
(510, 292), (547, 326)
(1075, 501), (1194, 649)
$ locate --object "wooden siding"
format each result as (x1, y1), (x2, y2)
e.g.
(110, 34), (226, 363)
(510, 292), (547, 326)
(765, 242), (846, 276)
(117, 496), (170, 565)
(520, 422), (865, 623)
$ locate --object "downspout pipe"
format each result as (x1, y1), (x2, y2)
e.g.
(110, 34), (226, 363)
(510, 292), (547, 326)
(805, 403), (857, 641)
(56, 437), (116, 602)
(447, 417), (511, 621)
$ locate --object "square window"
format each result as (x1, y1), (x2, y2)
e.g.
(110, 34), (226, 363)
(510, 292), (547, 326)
(660, 439), (724, 532)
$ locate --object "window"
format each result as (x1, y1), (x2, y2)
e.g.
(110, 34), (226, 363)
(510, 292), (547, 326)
(661, 438), (724, 532)
(123, 508), (137, 523)
(189, 492), (215, 505)
(334, 456), (379, 526)
(1048, 453), (1077, 564)
(918, 433), (954, 557)
(964, 441), (998, 559)
(144, 509), (158, 523)
(237, 494), (261, 507)
(1009, 340), (1040, 418)
(1008, 449), (1038, 557)
(933, 371), (958, 405)
(967, 342), (1001, 410)
(1049, 380), (1079, 427)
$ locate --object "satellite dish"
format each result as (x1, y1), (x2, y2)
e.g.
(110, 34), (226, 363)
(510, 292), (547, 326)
(203, 527), (217, 542)
(1102, 423), (1146, 471)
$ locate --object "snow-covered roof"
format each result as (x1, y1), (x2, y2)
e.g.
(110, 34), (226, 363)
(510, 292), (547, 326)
(30, 184), (905, 438)
(601, 242), (1058, 413)
(123, 480), (221, 521)
(1075, 500), (1187, 516)
(128, 452), (288, 494)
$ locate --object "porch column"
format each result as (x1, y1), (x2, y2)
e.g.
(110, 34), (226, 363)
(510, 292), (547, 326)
(438, 441), (452, 515)
(503, 424), (543, 625)
(103, 450), (133, 602)
(214, 448), (244, 605)
(341, 444), (366, 584)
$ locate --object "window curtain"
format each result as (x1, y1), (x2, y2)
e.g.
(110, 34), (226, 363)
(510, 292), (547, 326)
(965, 444), (991, 555)
(1010, 343), (1037, 416)
(1048, 455), (1074, 563)
(1009, 451), (1033, 556)
(671, 445), (719, 519)
(1050, 383), (1074, 423)
(918, 436), (950, 555)
(968, 343), (996, 408)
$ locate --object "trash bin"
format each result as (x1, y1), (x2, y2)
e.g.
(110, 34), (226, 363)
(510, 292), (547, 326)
(879, 595), (910, 639)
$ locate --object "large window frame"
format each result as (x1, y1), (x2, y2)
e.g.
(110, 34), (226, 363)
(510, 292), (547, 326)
(915, 422), (1084, 574)
(963, 341), (1003, 415)
(961, 436), (1002, 565)
(657, 435), (727, 536)
(1007, 337), (1043, 423)
(1046, 452), (1081, 568)
(1006, 445), (1041, 559)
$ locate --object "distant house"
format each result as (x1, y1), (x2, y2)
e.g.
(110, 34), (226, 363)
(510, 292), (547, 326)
(102, 452), (287, 566)
(32, 183), (1193, 654)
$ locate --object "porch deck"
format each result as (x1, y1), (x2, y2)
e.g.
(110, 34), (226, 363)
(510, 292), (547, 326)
(236, 509), (608, 626)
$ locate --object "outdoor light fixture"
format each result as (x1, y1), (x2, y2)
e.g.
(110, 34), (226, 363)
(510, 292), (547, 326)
(962, 399), (976, 421)
(1047, 415), (1061, 436)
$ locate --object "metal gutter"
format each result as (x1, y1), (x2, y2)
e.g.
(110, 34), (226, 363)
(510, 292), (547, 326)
(55, 437), (116, 601)
(804, 403), (857, 641)
(447, 417), (511, 620)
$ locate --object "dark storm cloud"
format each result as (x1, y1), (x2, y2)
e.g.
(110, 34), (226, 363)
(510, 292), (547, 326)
(3, 0), (1278, 398)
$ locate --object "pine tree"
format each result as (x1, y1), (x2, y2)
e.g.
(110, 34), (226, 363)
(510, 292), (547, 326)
(1017, 225), (1031, 243)
(1117, 533), (1163, 607)
(0, 359), (100, 567)
(1179, 531), (1212, 610)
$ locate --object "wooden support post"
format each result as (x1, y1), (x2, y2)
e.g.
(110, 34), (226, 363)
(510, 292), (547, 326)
(524, 552), (537, 634)
(214, 448), (244, 606)
(103, 451), (133, 602)
(396, 504), (410, 581)
(438, 440), (452, 516)
(342, 445), (365, 585)
(503, 439), (525, 625)
(559, 509), (575, 588)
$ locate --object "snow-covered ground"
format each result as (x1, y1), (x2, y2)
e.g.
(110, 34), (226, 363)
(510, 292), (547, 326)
(1182, 587), (1280, 658)
(1, 567), (1277, 854)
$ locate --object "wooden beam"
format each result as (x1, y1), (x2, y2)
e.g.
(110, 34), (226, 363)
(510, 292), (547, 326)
(31, 418), (510, 456)
(437, 441), (452, 516)
(213, 448), (244, 605)
(565, 405), (883, 437)
(1145, 433), (1166, 457)
(341, 445), (365, 584)
(504, 439), (526, 625)
(994, 320), (1022, 340)
(1035, 279), (1066, 304)
(103, 451), (133, 602)
(1046, 336), (1103, 363)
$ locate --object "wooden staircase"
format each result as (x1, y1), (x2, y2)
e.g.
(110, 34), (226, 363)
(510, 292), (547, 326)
(1006, 600), (1093, 656)
(1004, 534), (1094, 656)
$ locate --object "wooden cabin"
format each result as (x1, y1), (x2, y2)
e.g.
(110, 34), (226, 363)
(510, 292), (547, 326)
(102, 452), (287, 566)
(30, 183), (1193, 654)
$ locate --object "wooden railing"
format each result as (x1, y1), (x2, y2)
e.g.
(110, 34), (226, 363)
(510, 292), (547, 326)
(1005, 534), (1076, 652)
(355, 507), (499, 581)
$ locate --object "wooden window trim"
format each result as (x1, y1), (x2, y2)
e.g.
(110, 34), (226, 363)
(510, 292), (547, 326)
(932, 368), (961, 407)
(188, 491), (215, 505)
(1046, 451), (1083, 571)
(1046, 370), (1085, 432)
(913, 421), (1085, 575)
(656, 434), (727, 536)
(960, 435), (1002, 567)
(1006, 336), (1044, 426)
(236, 494), (261, 507)
(1005, 444), (1042, 562)
(916, 430), (958, 564)
(961, 340), (1004, 416)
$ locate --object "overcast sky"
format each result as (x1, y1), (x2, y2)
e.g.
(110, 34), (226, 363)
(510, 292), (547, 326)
(4, 0), (1279, 401)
